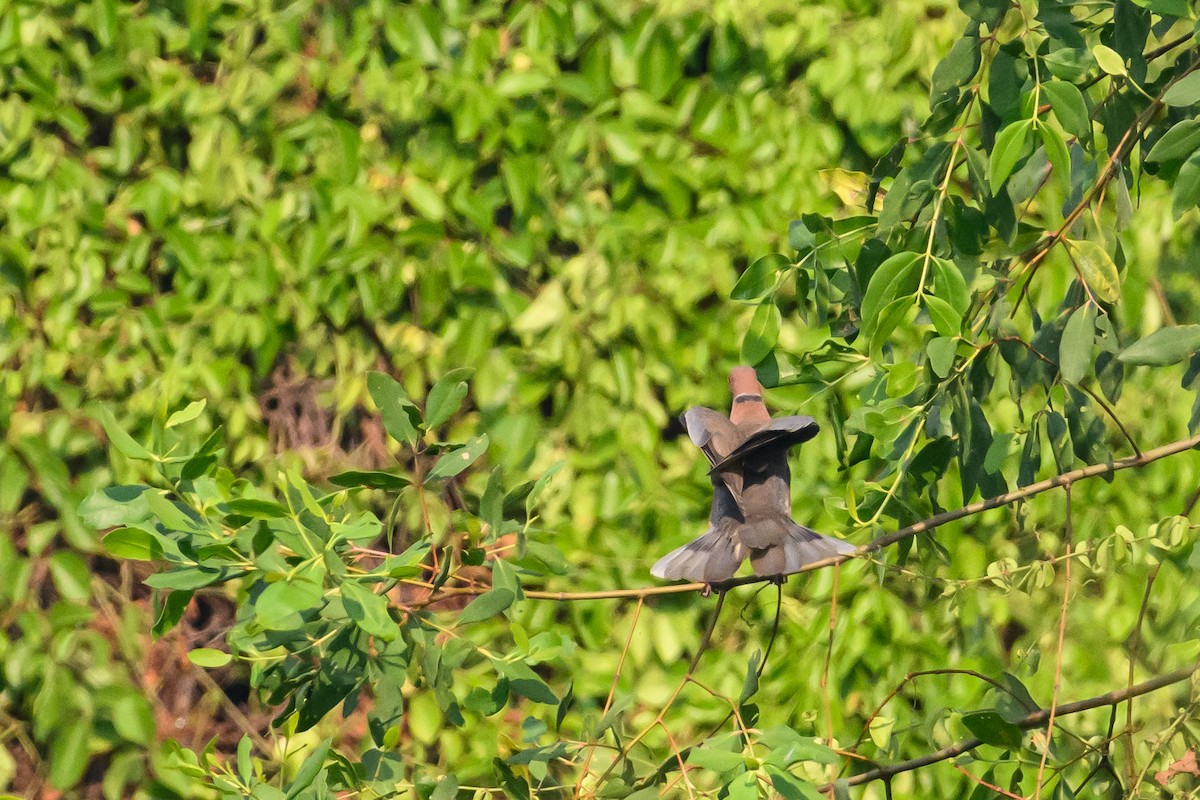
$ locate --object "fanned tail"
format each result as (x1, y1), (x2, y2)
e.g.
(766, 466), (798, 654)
(650, 527), (745, 583)
(744, 520), (856, 577)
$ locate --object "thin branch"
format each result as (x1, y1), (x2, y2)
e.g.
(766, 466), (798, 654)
(826, 664), (1200, 790)
(1125, 563), (1160, 786)
(1035, 484), (1073, 798)
(414, 432), (1200, 605)
(590, 591), (727, 791)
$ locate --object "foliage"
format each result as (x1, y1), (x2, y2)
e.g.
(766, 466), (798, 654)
(5, 0), (1200, 798)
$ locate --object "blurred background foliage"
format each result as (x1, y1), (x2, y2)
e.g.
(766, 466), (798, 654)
(4, 0), (1200, 798)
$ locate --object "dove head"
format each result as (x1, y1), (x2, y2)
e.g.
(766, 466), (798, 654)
(728, 366), (770, 424)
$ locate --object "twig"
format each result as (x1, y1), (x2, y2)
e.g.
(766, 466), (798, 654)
(822, 566), (841, 796)
(590, 592), (727, 790)
(1125, 563), (1160, 786)
(825, 664), (1200, 790)
(1034, 484), (1073, 798)
(954, 764), (1024, 799)
(575, 597), (645, 796)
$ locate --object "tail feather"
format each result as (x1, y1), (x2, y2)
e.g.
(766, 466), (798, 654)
(747, 521), (856, 578)
(651, 527), (745, 583)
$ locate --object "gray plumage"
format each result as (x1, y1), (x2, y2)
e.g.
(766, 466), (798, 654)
(652, 404), (855, 583)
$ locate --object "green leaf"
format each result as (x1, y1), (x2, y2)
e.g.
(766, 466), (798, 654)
(732, 254), (789, 301)
(226, 498), (289, 519)
(341, 580), (398, 641)
(759, 726), (839, 765)
(1059, 305), (1096, 384)
(1041, 80), (1090, 139)
(861, 251), (921, 340)
(165, 399), (206, 429)
(1092, 44), (1127, 76)
(869, 715), (894, 748)
(401, 176), (446, 221)
(426, 434), (489, 481)
(111, 693), (155, 744)
(927, 337), (957, 378)
(48, 713), (91, 789)
(741, 302), (782, 365)
(925, 295), (963, 337)
(1040, 125), (1071, 192)
(1146, 120), (1200, 163)
(1119, 325), (1200, 365)
(989, 120), (1032, 189)
(768, 768), (823, 800)
(49, 551), (91, 602)
(188, 648), (233, 668)
(931, 258), (969, 314)
(739, 650), (761, 703)
(1163, 72), (1200, 107)
(1064, 239), (1121, 303)
(284, 739), (332, 800)
(425, 368), (473, 431)
(1172, 149), (1200, 218)
(328, 470), (410, 490)
(103, 527), (164, 561)
(686, 746), (746, 772)
(495, 660), (557, 704)
(255, 579), (325, 629)
(368, 372), (421, 448)
(456, 588), (516, 626)
(961, 709), (1023, 749)
(96, 406), (152, 460)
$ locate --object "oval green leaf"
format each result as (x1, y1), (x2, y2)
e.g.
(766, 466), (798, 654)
(1118, 325), (1200, 366)
(1059, 304), (1096, 384)
(1065, 239), (1120, 303)
(188, 647), (233, 668)
(732, 254), (789, 301)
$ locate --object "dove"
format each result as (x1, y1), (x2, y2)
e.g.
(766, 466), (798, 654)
(651, 366), (856, 584)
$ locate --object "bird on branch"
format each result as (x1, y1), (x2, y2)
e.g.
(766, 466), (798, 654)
(652, 366), (856, 588)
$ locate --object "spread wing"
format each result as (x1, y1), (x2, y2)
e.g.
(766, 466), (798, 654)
(707, 415), (819, 474)
(681, 406), (746, 500)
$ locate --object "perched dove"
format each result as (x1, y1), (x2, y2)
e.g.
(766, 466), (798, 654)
(651, 366), (856, 583)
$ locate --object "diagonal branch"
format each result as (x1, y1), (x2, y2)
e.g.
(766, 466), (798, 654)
(415, 431), (1200, 604)
(825, 663), (1200, 791)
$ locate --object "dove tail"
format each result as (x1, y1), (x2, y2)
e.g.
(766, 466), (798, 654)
(747, 522), (856, 577)
(651, 528), (746, 583)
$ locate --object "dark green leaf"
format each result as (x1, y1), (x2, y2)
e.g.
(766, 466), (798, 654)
(495, 661), (557, 704)
(1172, 149), (1200, 218)
(962, 709), (1023, 749)
(1059, 305), (1096, 384)
(284, 739), (332, 800)
(425, 368), (473, 431)
(1119, 325), (1200, 365)
(340, 580), (398, 641)
(328, 470), (410, 490)
(456, 588), (515, 626)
